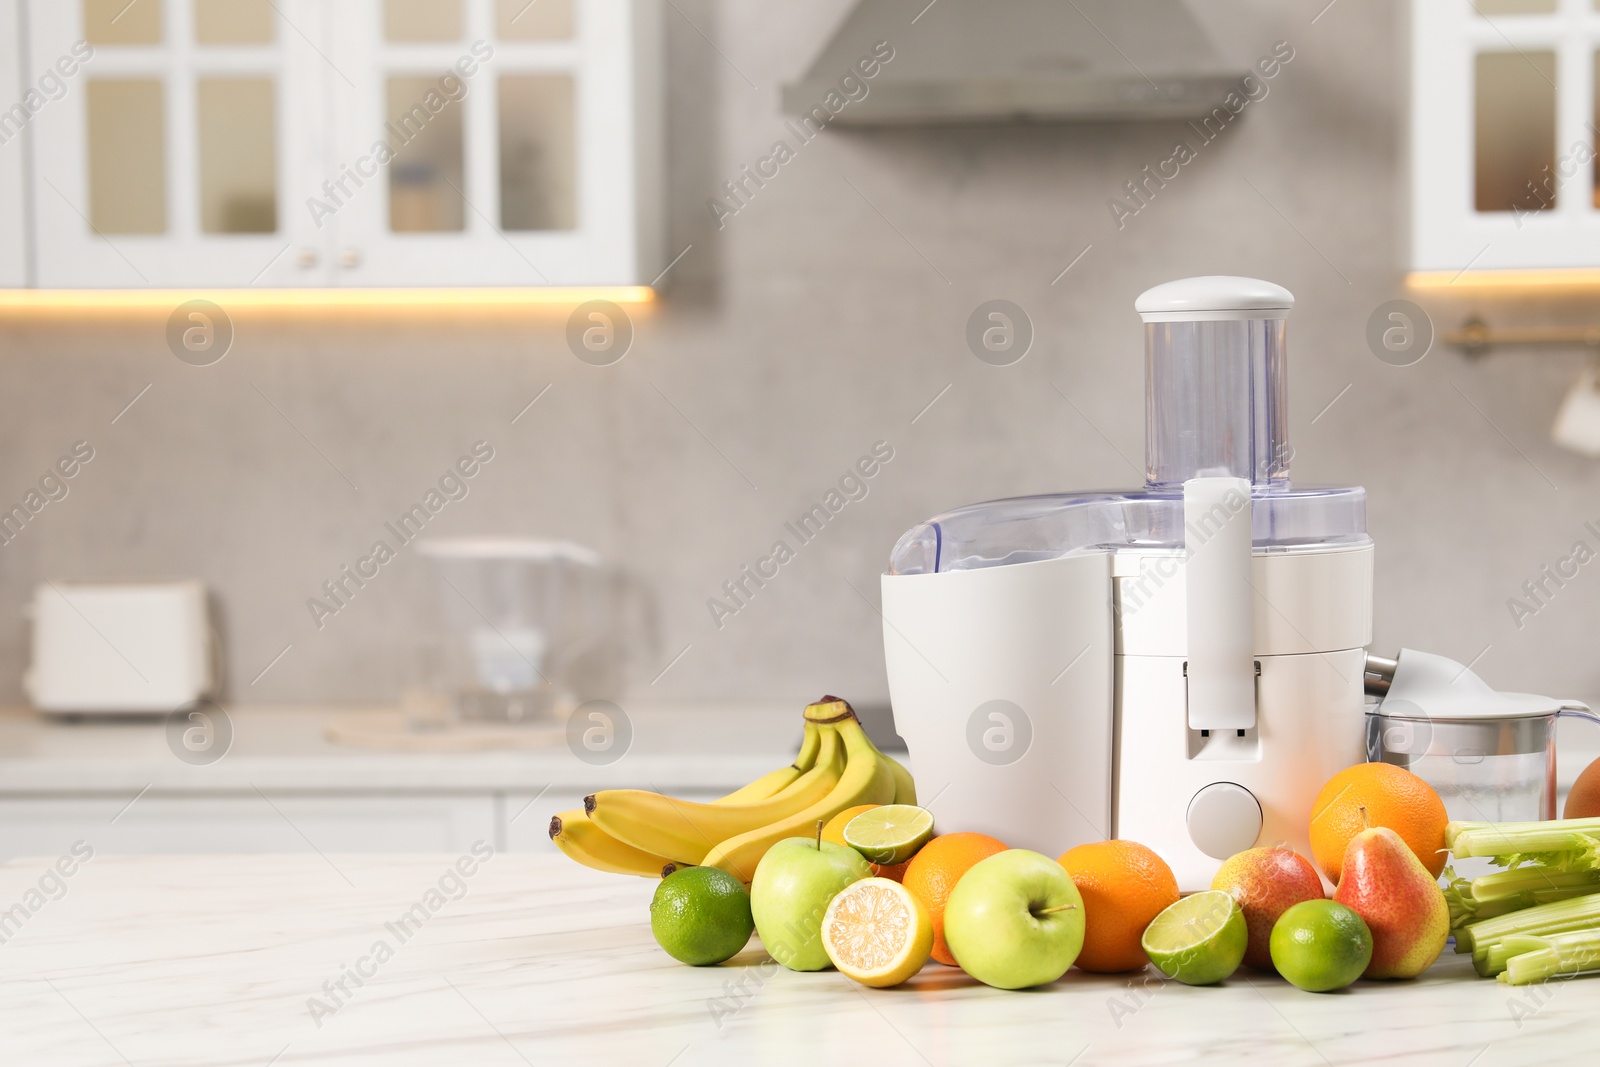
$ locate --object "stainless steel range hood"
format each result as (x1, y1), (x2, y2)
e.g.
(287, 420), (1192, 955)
(781, 0), (1247, 125)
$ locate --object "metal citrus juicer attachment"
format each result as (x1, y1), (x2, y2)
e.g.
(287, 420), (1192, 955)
(880, 277), (1374, 890)
(1364, 649), (1599, 826)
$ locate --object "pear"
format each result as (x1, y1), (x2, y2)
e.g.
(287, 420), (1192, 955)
(1330, 808), (1448, 979)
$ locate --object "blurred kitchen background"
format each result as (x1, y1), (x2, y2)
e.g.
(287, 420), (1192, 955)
(2, 0), (1599, 856)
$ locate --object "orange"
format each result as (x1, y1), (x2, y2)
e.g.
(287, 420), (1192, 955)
(871, 859), (912, 884)
(821, 805), (913, 882)
(1057, 840), (1179, 973)
(902, 832), (1009, 966)
(1566, 756), (1600, 818)
(821, 805), (877, 847)
(1309, 762), (1448, 882)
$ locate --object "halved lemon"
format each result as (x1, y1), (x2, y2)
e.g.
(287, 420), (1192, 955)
(821, 877), (933, 988)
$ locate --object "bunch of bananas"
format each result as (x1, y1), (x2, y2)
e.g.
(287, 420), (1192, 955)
(549, 696), (915, 883)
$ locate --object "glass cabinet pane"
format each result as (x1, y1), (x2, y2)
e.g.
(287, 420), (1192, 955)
(83, 0), (163, 45)
(198, 79), (277, 233)
(87, 79), (166, 233)
(496, 0), (574, 41)
(387, 76), (465, 232)
(195, 0), (275, 44)
(499, 74), (576, 230)
(385, 0), (463, 42)
(1474, 51), (1557, 213)
(1475, 0), (1555, 12)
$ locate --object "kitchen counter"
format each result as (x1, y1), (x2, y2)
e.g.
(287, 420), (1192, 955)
(2, 852), (1596, 1067)
(0, 702), (1592, 796)
(0, 704), (803, 795)
(0, 702), (1594, 864)
(0, 704), (821, 862)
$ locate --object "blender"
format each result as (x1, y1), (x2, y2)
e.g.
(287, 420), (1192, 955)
(414, 539), (654, 724)
(880, 277), (1374, 889)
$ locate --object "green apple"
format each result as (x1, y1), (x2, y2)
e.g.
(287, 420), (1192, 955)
(943, 849), (1086, 989)
(751, 837), (871, 971)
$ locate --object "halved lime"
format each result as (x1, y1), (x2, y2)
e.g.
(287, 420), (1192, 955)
(1141, 889), (1248, 985)
(843, 804), (935, 865)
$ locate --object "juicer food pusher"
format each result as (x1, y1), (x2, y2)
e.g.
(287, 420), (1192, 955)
(880, 277), (1373, 890)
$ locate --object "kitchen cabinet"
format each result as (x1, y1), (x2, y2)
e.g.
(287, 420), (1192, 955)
(0, 0), (26, 286)
(1411, 0), (1600, 275)
(27, 0), (321, 288)
(17, 0), (662, 290)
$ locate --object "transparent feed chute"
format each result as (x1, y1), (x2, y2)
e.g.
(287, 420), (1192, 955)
(888, 277), (1368, 576)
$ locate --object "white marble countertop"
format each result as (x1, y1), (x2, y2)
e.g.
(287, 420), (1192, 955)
(2, 852), (1596, 1066)
(0, 704), (804, 795)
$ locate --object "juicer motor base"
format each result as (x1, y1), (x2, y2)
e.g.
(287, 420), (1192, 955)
(1114, 647), (1368, 889)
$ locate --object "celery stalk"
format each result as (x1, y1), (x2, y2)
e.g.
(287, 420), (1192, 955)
(1477, 931), (1595, 977)
(1446, 879), (1558, 932)
(1446, 818), (1600, 860)
(1528, 886), (1600, 906)
(1498, 937), (1560, 985)
(1456, 895), (1546, 929)
(1478, 940), (1525, 977)
(1465, 893), (1600, 975)
(1467, 866), (1600, 905)
(1498, 930), (1600, 985)
(1467, 894), (1600, 944)
(1444, 868), (1471, 930)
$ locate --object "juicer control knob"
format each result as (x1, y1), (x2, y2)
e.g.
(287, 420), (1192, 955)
(1186, 782), (1263, 860)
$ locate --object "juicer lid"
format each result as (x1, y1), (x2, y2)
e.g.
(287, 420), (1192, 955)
(1136, 276), (1294, 322)
(1375, 648), (1581, 721)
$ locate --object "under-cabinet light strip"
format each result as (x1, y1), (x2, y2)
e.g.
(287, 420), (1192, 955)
(0, 287), (657, 312)
(1407, 270), (1600, 291)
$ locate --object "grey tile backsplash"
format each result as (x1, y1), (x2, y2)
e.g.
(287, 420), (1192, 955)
(1, 0), (1598, 719)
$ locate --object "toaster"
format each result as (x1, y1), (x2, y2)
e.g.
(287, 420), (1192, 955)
(25, 581), (215, 714)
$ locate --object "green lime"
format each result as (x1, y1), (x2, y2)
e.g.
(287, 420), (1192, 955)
(1269, 899), (1372, 992)
(1141, 889), (1248, 985)
(650, 866), (754, 966)
(842, 805), (935, 865)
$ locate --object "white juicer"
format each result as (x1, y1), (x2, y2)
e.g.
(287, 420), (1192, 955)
(880, 277), (1373, 890)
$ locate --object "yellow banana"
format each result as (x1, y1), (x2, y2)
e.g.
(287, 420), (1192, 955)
(549, 723), (819, 877)
(704, 702), (897, 882)
(883, 751), (917, 805)
(713, 721), (820, 806)
(813, 696), (915, 803)
(795, 719), (823, 768)
(586, 725), (845, 864)
(548, 810), (679, 878)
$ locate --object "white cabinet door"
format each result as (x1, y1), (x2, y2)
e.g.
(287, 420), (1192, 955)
(17, 0), (661, 289)
(26, 0), (328, 288)
(0, 794), (500, 861)
(1411, 0), (1600, 273)
(327, 0), (662, 287)
(0, 0), (27, 286)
